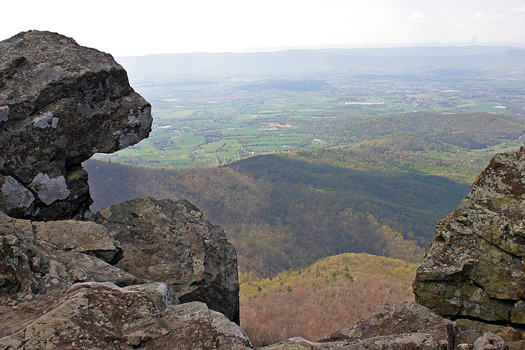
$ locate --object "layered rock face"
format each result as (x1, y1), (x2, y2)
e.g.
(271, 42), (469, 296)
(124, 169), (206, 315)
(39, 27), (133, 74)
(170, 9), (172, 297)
(414, 149), (525, 346)
(0, 196), (239, 323)
(0, 30), (152, 220)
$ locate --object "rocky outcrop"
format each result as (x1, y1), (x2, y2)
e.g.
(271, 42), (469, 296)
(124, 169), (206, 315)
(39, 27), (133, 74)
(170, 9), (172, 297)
(0, 30), (246, 349)
(0, 196), (240, 323)
(413, 149), (525, 348)
(321, 302), (457, 348)
(261, 302), (458, 349)
(94, 196), (240, 323)
(0, 282), (251, 350)
(0, 31), (152, 220)
(0, 211), (142, 303)
(2, 28), (520, 350)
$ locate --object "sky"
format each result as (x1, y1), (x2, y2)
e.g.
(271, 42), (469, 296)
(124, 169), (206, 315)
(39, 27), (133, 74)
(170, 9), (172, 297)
(2, 0), (525, 56)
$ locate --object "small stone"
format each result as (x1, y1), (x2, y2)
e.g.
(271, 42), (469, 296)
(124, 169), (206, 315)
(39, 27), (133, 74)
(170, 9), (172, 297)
(473, 333), (508, 350)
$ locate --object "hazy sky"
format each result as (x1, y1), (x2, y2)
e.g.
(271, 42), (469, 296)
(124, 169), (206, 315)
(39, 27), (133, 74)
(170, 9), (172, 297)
(2, 0), (525, 56)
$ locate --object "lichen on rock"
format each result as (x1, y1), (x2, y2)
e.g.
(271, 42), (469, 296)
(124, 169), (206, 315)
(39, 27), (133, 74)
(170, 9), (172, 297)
(413, 148), (525, 347)
(0, 30), (152, 220)
(94, 196), (240, 324)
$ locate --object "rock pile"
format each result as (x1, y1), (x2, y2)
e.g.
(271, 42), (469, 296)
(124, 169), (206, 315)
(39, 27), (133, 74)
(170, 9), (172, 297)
(0, 31), (244, 350)
(94, 196), (240, 323)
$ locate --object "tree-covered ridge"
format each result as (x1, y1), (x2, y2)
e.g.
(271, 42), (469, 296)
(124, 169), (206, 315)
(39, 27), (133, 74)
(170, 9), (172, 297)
(283, 112), (525, 154)
(239, 252), (416, 346)
(85, 152), (468, 276)
(287, 137), (494, 184)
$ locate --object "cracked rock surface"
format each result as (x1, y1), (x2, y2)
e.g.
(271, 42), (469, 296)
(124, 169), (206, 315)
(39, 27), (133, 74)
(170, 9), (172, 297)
(0, 283), (251, 350)
(0, 30), (152, 220)
(94, 196), (240, 324)
(413, 149), (525, 342)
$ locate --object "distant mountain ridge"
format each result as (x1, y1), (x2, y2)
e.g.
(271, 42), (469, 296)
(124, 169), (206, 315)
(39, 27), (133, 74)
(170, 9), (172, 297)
(117, 46), (525, 81)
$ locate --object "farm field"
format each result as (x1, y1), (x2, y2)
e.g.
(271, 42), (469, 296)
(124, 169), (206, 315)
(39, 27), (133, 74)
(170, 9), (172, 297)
(94, 47), (525, 169)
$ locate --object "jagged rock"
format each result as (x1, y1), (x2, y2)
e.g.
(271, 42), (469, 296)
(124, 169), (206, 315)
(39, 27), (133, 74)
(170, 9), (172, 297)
(0, 30), (152, 220)
(0, 211), (142, 303)
(94, 196), (240, 323)
(413, 150), (525, 333)
(0, 282), (251, 350)
(473, 333), (508, 350)
(262, 302), (458, 349)
(321, 302), (457, 349)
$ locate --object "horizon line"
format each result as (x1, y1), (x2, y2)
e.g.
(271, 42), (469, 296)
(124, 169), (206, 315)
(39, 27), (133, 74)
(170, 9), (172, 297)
(117, 42), (525, 58)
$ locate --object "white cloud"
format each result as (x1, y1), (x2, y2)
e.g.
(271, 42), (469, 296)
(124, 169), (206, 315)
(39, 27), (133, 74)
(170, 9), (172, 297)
(467, 12), (505, 21)
(512, 5), (525, 13)
(472, 12), (486, 20)
(409, 11), (430, 22)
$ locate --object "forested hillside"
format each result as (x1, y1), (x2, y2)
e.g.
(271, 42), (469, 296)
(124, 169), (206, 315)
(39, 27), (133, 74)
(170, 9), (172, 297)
(85, 152), (468, 276)
(239, 253), (416, 346)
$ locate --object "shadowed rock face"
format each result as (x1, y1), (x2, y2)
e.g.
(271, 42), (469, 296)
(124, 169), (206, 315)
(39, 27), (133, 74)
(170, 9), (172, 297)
(94, 196), (240, 324)
(0, 31), (152, 220)
(414, 149), (525, 338)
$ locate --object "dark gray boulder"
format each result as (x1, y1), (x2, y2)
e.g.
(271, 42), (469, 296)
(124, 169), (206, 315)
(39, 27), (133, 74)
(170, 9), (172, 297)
(0, 30), (152, 220)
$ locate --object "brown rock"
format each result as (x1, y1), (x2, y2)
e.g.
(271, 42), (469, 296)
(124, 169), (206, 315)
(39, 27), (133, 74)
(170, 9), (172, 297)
(262, 302), (458, 349)
(456, 320), (523, 350)
(0, 282), (251, 350)
(321, 302), (457, 349)
(94, 196), (240, 323)
(473, 333), (509, 350)
(0, 211), (141, 303)
(0, 31), (152, 220)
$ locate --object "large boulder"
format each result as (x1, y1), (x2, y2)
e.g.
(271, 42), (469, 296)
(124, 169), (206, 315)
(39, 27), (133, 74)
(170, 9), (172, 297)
(0, 282), (251, 350)
(94, 196), (240, 324)
(0, 30), (152, 220)
(413, 149), (525, 346)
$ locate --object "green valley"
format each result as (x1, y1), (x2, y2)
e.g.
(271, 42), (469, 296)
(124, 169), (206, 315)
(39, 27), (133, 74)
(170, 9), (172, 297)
(94, 47), (525, 170)
(85, 153), (468, 276)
